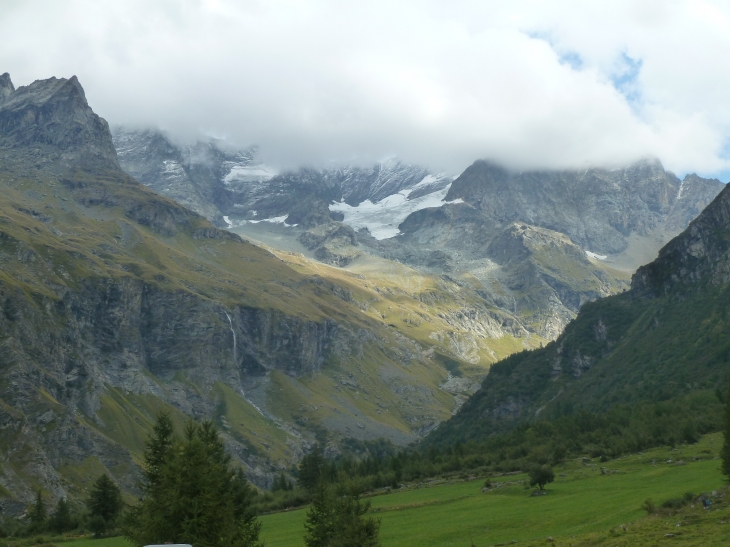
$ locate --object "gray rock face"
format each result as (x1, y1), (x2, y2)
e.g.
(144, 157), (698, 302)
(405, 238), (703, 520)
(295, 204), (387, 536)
(0, 72), (14, 101)
(0, 74), (118, 171)
(443, 159), (723, 256)
(112, 127), (252, 226)
(112, 127), (452, 230)
(0, 272), (346, 504)
(633, 181), (730, 294)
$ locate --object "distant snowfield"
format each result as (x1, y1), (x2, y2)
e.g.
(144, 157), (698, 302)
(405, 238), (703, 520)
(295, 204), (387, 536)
(330, 178), (462, 240)
(223, 163), (278, 184)
(224, 214), (296, 228)
(585, 250), (608, 260)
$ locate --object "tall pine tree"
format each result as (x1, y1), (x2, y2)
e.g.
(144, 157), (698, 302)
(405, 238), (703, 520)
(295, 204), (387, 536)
(303, 481), (380, 547)
(126, 415), (262, 547)
(49, 497), (73, 533)
(721, 374), (730, 480)
(88, 474), (123, 527)
(29, 489), (46, 531)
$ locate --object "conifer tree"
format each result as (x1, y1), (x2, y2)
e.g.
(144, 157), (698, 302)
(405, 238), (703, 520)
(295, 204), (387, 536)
(303, 481), (381, 547)
(88, 474), (123, 533)
(49, 497), (73, 533)
(126, 415), (263, 547)
(29, 489), (46, 530)
(303, 481), (336, 547)
(721, 375), (730, 480)
(298, 447), (326, 493)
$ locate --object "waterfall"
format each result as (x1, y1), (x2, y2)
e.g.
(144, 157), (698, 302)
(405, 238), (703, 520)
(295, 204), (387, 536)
(225, 311), (265, 417)
(224, 311), (237, 364)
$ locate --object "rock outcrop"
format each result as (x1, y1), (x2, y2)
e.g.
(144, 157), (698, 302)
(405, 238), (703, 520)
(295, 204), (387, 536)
(0, 74), (119, 171)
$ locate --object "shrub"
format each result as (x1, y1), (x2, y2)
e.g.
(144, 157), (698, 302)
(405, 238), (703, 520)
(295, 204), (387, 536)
(641, 498), (656, 514)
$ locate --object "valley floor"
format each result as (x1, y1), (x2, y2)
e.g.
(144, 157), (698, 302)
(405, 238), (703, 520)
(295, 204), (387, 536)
(259, 433), (727, 546)
(6, 434), (727, 547)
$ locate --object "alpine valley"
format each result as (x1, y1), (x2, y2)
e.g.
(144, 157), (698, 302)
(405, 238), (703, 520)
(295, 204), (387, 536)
(0, 71), (724, 514)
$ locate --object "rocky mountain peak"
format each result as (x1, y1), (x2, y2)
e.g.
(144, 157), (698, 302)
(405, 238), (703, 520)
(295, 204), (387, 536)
(632, 181), (730, 296)
(0, 74), (118, 171)
(0, 72), (14, 101)
(440, 157), (721, 256)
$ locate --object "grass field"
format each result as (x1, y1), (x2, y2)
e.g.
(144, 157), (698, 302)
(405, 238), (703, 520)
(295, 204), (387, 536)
(260, 433), (727, 546)
(55, 538), (131, 547)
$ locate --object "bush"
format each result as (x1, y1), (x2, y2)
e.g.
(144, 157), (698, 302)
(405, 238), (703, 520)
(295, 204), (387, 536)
(88, 515), (107, 538)
(641, 498), (656, 514)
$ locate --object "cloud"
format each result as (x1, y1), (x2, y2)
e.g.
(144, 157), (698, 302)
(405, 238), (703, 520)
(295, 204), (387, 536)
(1, 0), (729, 178)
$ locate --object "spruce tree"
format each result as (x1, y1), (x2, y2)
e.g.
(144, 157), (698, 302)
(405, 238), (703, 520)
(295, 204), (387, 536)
(303, 481), (336, 547)
(722, 375), (730, 480)
(126, 415), (263, 547)
(49, 497), (73, 533)
(298, 447), (326, 493)
(29, 489), (46, 530)
(126, 412), (177, 543)
(88, 474), (123, 532)
(303, 481), (381, 547)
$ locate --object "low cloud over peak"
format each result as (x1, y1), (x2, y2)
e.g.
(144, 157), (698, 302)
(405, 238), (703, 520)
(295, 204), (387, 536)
(2, 0), (730, 179)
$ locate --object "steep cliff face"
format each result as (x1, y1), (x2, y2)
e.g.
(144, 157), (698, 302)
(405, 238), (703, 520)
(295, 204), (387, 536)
(0, 73), (14, 100)
(0, 74), (467, 509)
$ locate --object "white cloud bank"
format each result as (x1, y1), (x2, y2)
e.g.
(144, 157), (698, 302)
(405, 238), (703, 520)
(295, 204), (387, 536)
(1, 0), (729, 178)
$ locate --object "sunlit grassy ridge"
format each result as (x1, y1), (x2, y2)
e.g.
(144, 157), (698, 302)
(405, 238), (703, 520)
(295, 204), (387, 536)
(260, 433), (726, 547)
(269, 248), (545, 375)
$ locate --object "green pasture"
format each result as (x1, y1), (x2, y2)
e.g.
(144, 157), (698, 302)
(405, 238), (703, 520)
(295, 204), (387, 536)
(260, 433), (725, 546)
(59, 538), (131, 547)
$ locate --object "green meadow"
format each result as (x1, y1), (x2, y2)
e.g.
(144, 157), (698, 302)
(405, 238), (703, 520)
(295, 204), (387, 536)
(260, 433), (726, 546)
(55, 538), (131, 547)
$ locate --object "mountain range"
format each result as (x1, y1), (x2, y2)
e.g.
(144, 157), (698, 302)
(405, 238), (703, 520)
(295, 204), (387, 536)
(0, 72), (726, 513)
(426, 170), (730, 447)
(0, 74), (473, 511)
(114, 128), (723, 342)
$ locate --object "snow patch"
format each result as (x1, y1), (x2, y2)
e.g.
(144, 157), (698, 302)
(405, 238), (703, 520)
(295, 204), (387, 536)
(228, 215), (298, 228)
(585, 250), (607, 260)
(330, 183), (456, 240)
(224, 163), (278, 184)
(677, 179), (686, 201)
(249, 215), (288, 224)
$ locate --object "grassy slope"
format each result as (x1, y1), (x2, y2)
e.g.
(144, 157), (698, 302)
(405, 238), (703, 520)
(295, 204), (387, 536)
(269, 248), (545, 376)
(259, 433), (726, 547)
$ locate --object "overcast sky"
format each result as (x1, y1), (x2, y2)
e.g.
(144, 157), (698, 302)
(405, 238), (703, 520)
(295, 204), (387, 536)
(2, 0), (730, 179)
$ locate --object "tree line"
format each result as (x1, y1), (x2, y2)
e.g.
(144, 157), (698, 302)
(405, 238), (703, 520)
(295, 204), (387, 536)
(1, 474), (123, 538)
(4, 382), (728, 545)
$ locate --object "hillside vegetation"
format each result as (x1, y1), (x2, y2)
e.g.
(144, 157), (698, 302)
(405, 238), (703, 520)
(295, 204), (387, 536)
(259, 433), (726, 547)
